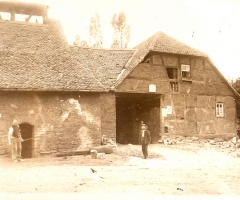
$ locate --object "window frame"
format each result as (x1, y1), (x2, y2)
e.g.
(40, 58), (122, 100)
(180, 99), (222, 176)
(181, 64), (191, 80)
(166, 67), (178, 80)
(216, 102), (224, 118)
(166, 66), (179, 92)
(170, 81), (178, 92)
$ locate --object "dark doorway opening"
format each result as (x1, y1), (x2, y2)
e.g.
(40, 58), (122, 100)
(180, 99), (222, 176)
(116, 93), (160, 144)
(19, 123), (34, 158)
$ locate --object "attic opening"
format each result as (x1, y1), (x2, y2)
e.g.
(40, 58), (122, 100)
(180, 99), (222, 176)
(19, 123), (34, 158)
(116, 93), (160, 144)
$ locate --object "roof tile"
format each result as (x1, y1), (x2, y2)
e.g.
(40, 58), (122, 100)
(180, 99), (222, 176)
(0, 20), (106, 91)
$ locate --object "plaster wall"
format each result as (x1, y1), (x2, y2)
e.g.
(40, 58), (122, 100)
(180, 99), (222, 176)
(0, 91), (102, 157)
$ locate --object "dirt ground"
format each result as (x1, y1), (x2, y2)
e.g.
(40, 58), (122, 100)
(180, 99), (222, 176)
(1, 143), (240, 200)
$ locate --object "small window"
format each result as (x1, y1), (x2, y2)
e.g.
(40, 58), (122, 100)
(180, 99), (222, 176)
(181, 64), (191, 79)
(166, 68), (177, 79)
(216, 103), (224, 117)
(170, 82), (178, 92)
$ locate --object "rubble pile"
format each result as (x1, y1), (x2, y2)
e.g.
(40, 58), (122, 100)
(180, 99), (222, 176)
(159, 135), (240, 157)
(114, 144), (161, 158)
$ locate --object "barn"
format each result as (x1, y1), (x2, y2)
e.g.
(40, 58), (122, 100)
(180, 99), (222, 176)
(0, 1), (239, 158)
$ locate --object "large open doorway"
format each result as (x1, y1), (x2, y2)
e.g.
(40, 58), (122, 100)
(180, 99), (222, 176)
(116, 93), (160, 144)
(19, 123), (34, 158)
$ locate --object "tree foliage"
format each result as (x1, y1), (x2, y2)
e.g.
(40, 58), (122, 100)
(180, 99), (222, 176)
(111, 12), (130, 48)
(89, 13), (103, 47)
(230, 77), (240, 120)
(73, 34), (89, 47)
(232, 77), (240, 94)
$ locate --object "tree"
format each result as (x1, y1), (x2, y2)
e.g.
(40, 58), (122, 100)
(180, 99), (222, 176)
(89, 13), (103, 47)
(111, 12), (130, 48)
(73, 34), (89, 47)
(231, 77), (240, 120)
(232, 77), (240, 94)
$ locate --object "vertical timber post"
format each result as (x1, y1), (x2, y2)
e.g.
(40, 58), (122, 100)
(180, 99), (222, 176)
(159, 94), (164, 139)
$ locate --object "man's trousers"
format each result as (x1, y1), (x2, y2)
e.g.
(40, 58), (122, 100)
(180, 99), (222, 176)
(11, 138), (22, 160)
(142, 144), (148, 159)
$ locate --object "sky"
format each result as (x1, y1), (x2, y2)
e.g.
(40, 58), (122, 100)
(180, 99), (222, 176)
(9, 0), (240, 79)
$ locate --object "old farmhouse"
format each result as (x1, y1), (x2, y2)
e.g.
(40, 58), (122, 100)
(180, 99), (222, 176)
(0, 2), (239, 158)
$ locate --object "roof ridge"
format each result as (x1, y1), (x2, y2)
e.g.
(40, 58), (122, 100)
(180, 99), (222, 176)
(149, 31), (162, 50)
(156, 31), (207, 56)
(70, 45), (135, 51)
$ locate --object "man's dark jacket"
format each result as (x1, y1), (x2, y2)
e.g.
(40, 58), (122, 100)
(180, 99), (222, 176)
(141, 130), (151, 145)
(12, 125), (21, 138)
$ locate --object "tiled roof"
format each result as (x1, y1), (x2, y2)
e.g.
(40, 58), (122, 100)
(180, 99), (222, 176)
(136, 31), (207, 57)
(0, 21), (226, 93)
(70, 47), (135, 90)
(71, 32), (208, 90)
(114, 31), (208, 88)
(0, 20), (68, 54)
(0, 20), (106, 91)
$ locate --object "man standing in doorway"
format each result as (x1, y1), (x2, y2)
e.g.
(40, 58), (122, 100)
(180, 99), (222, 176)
(8, 119), (24, 162)
(141, 123), (151, 159)
(139, 121), (148, 144)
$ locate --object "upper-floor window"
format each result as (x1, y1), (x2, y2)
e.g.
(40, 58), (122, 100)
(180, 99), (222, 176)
(166, 67), (177, 79)
(216, 103), (224, 117)
(166, 66), (178, 92)
(181, 64), (191, 80)
(170, 82), (178, 92)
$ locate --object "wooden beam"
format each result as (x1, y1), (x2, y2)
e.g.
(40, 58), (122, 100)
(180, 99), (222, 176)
(144, 94), (161, 102)
(10, 10), (15, 21)
(159, 95), (164, 138)
(26, 12), (33, 22)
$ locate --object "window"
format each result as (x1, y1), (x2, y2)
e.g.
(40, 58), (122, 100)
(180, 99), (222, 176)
(170, 82), (178, 92)
(166, 67), (178, 92)
(166, 68), (177, 79)
(216, 103), (224, 117)
(181, 64), (191, 79)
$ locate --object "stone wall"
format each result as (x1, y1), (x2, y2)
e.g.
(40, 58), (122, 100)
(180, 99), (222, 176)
(117, 61), (171, 94)
(161, 55), (237, 139)
(0, 91), (102, 157)
(100, 92), (116, 142)
(116, 52), (237, 139)
(163, 94), (236, 138)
